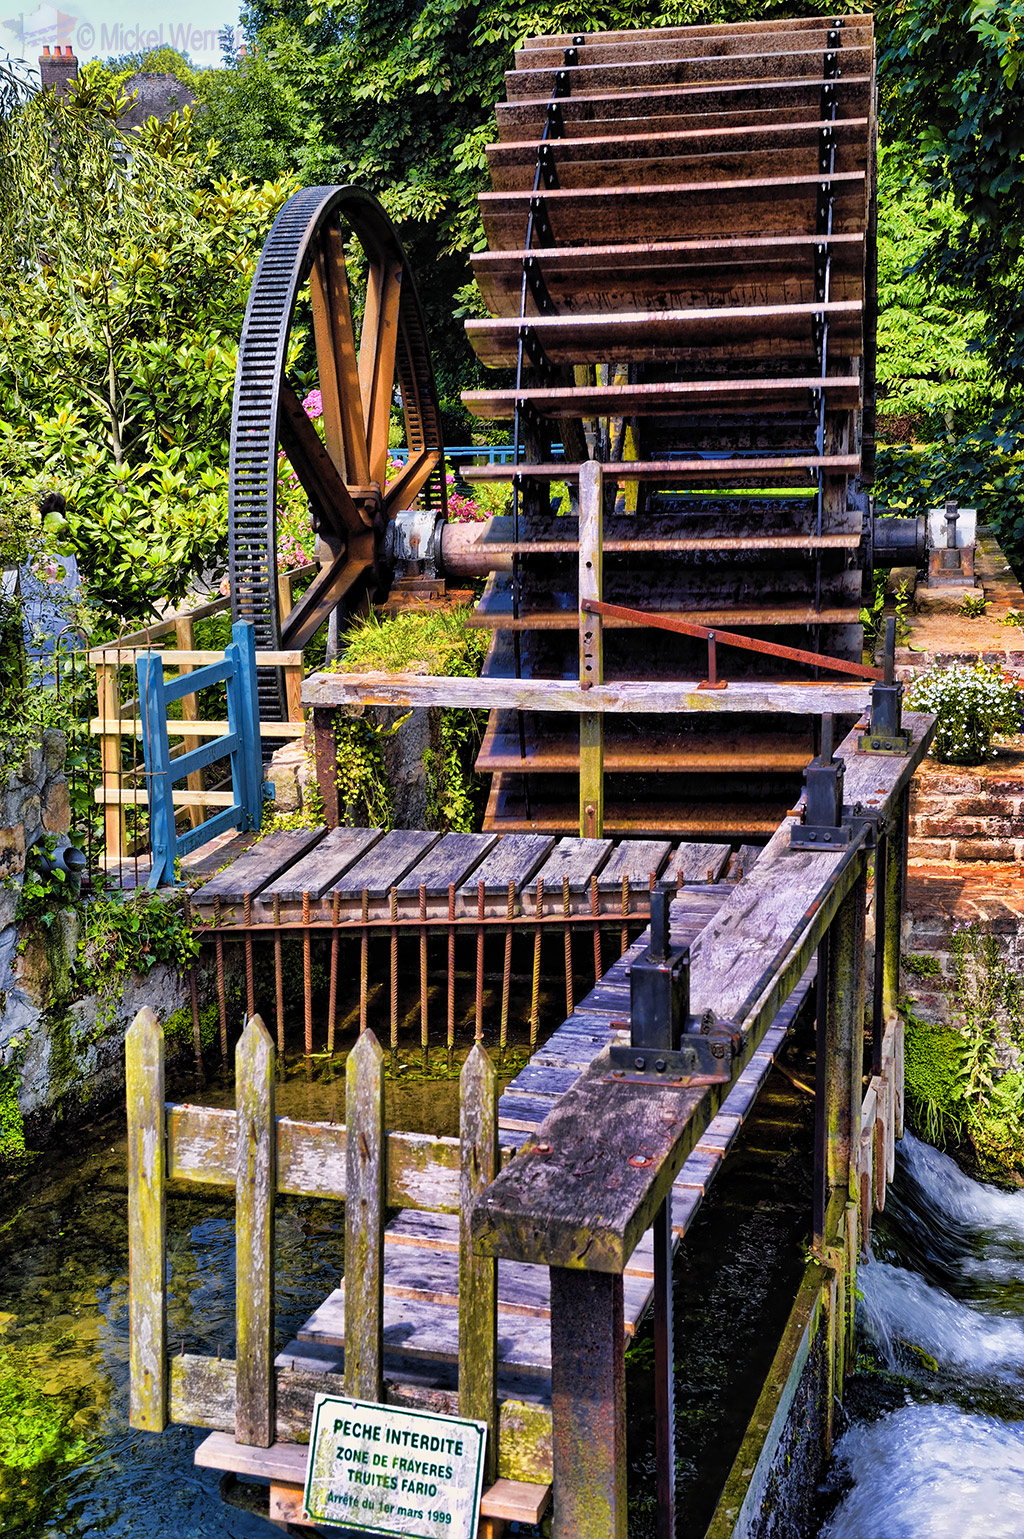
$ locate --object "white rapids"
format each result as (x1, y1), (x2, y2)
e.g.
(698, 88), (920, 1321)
(821, 1132), (1024, 1537)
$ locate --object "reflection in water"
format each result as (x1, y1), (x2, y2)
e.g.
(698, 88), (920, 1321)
(822, 1133), (1024, 1537)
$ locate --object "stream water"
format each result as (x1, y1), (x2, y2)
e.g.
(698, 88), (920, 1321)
(819, 1132), (1024, 1538)
(0, 1054), (501, 1539)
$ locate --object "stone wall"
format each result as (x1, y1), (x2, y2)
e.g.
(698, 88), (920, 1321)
(0, 732), (194, 1148)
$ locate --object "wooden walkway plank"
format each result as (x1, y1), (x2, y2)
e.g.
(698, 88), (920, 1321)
(665, 841), (732, 883)
(396, 831), (499, 896)
(456, 832), (556, 907)
(597, 838), (673, 890)
(331, 828), (442, 899)
(529, 836), (615, 905)
(259, 826), (383, 902)
(195, 827), (326, 903)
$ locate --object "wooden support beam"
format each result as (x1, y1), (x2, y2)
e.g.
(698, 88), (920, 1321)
(303, 671), (878, 717)
(549, 1268), (627, 1539)
(578, 461), (603, 839)
(127, 1008), (167, 1432)
(235, 1016), (276, 1447)
(345, 1030), (385, 1402)
(459, 1045), (499, 1483)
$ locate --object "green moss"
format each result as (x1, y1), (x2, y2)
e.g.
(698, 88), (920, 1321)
(903, 953), (942, 978)
(0, 1056), (27, 1165)
(0, 1352), (94, 1520)
(904, 1017), (967, 1144)
(162, 1003), (219, 1054)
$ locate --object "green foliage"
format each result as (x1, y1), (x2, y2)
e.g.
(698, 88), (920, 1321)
(13, 836), (76, 931)
(875, 142), (996, 432)
(335, 606), (489, 677)
(0, 68), (297, 625)
(334, 715), (400, 830)
(77, 888), (200, 1025)
(958, 593), (990, 618)
(879, 0), (1024, 390)
(903, 924), (1024, 1168)
(333, 607), (487, 831)
(906, 661), (1023, 763)
(424, 709), (483, 832)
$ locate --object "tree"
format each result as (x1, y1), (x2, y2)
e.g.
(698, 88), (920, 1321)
(879, 0), (1024, 388)
(0, 68), (297, 622)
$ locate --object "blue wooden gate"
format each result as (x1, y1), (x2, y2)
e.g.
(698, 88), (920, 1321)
(137, 621), (265, 888)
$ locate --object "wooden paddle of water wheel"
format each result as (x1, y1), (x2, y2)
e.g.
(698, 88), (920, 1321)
(460, 12), (878, 840)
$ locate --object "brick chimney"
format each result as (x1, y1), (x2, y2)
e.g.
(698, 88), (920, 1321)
(39, 45), (78, 96)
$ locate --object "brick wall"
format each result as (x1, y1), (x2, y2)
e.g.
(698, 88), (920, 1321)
(908, 750), (1024, 866)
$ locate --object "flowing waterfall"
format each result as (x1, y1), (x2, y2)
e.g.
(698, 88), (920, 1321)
(822, 1133), (1024, 1538)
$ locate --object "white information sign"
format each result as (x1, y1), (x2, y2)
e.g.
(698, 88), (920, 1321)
(303, 1395), (487, 1538)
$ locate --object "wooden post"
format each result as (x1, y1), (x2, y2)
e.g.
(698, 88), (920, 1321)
(235, 1015), (276, 1446)
(824, 870), (868, 1203)
(345, 1029), (385, 1403)
(578, 459), (603, 839)
(313, 708), (340, 828)
(550, 1267), (627, 1539)
(96, 657), (126, 859)
(126, 1007), (167, 1431)
(174, 616), (203, 831)
(883, 788), (908, 1027)
(459, 1045), (498, 1483)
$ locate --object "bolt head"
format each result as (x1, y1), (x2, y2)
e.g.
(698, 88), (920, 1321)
(634, 1056), (646, 1070)
(655, 1058), (667, 1073)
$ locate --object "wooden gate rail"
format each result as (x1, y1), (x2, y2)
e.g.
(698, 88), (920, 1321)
(470, 711), (934, 1539)
(125, 1011), (550, 1527)
(90, 563), (313, 865)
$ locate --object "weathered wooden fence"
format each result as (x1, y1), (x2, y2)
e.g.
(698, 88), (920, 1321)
(126, 1009), (550, 1533)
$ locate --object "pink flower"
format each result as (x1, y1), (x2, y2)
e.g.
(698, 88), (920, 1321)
(302, 389), (323, 420)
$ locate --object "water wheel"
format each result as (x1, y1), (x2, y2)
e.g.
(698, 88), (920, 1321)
(228, 185), (446, 719)
(460, 13), (878, 837)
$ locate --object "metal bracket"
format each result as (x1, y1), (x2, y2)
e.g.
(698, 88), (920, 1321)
(791, 713), (855, 851)
(608, 1020), (740, 1087)
(523, 255), (554, 315)
(845, 799), (884, 848)
(605, 888), (741, 1087)
(518, 324), (556, 383)
(858, 616), (912, 755)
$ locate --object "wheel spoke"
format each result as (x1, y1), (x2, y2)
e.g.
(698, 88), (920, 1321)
(310, 223), (371, 485)
(281, 541), (374, 650)
(278, 382), (369, 536)
(359, 258), (403, 487)
(383, 449), (442, 516)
